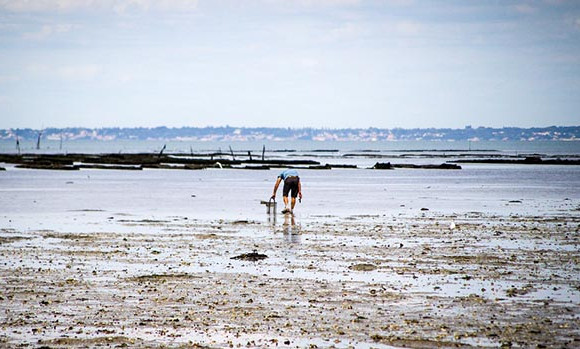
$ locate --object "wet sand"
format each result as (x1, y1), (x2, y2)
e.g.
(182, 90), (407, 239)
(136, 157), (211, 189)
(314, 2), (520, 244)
(1, 210), (579, 348)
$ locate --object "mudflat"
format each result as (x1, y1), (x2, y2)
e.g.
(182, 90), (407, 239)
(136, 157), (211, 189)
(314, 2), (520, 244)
(1, 211), (578, 348)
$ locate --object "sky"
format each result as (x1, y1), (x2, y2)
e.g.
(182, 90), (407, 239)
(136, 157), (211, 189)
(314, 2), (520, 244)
(0, 0), (579, 129)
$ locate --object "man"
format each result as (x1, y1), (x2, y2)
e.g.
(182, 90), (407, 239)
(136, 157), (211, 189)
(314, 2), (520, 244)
(271, 168), (302, 214)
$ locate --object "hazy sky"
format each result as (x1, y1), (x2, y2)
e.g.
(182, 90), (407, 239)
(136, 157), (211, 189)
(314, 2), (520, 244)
(0, 0), (579, 129)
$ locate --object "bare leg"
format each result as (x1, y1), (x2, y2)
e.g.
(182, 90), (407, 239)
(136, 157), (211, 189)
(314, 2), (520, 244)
(290, 197), (296, 211)
(283, 196), (289, 211)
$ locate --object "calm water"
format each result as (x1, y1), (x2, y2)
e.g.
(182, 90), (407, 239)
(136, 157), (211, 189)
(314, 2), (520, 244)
(0, 163), (578, 233)
(2, 139), (580, 155)
(1, 139), (579, 233)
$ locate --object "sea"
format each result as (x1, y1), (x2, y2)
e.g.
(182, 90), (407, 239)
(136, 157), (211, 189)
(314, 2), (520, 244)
(0, 139), (579, 233)
(2, 138), (580, 155)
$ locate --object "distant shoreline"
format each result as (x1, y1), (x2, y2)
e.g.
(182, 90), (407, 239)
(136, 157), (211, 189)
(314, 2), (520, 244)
(1, 126), (579, 142)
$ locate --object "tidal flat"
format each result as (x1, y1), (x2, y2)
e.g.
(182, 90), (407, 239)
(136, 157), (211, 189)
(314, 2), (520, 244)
(1, 211), (578, 348)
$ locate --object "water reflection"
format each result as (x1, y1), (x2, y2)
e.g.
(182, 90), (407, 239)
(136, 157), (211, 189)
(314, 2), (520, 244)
(283, 214), (301, 244)
(268, 211), (301, 244)
(267, 210), (277, 225)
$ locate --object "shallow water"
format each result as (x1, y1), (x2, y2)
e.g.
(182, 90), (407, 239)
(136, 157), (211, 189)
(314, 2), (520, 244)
(0, 163), (578, 233)
(2, 139), (580, 155)
(1, 161), (579, 347)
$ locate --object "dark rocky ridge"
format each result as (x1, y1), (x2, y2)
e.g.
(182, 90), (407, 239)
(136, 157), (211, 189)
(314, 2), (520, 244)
(0, 153), (468, 171)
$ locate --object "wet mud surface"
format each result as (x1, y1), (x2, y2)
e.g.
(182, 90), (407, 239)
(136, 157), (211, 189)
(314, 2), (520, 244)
(1, 212), (579, 348)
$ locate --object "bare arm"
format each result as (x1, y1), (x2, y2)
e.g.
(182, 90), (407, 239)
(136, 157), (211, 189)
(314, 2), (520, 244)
(298, 178), (302, 200)
(271, 177), (282, 199)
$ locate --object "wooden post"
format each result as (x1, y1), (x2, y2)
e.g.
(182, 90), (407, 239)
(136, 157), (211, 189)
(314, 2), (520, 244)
(36, 130), (43, 150)
(248, 151), (252, 161)
(158, 144), (166, 158)
(262, 145), (265, 161)
(229, 146), (235, 161)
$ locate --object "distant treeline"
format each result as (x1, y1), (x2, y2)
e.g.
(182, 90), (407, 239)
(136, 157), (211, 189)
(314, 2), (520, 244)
(1, 126), (579, 142)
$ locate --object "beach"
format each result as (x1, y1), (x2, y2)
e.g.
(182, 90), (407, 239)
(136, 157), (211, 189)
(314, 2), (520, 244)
(1, 155), (579, 348)
(3, 0), (580, 344)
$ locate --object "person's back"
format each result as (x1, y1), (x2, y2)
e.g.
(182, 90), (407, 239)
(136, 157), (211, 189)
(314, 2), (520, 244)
(278, 168), (299, 180)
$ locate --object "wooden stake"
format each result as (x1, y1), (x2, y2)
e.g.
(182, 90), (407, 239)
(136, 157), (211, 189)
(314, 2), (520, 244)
(36, 130), (43, 150)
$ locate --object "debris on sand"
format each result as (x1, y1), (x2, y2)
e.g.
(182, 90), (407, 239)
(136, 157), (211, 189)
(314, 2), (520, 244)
(349, 263), (378, 271)
(231, 252), (268, 261)
(1, 212), (578, 348)
(0, 236), (29, 244)
(129, 273), (198, 282)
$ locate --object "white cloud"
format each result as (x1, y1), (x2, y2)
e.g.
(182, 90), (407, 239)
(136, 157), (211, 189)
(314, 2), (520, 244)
(26, 63), (101, 81)
(514, 4), (537, 14)
(263, 0), (360, 8)
(329, 22), (360, 40)
(0, 75), (20, 83)
(58, 64), (101, 80)
(543, 0), (566, 5)
(111, 0), (199, 14)
(383, 0), (414, 6)
(292, 0), (359, 5)
(299, 57), (319, 69)
(22, 24), (73, 40)
(0, 0), (198, 13)
(25, 64), (50, 76)
(0, 0), (94, 12)
(395, 20), (422, 36)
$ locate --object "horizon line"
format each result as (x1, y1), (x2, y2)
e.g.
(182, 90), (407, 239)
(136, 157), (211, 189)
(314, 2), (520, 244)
(3, 125), (580, 131)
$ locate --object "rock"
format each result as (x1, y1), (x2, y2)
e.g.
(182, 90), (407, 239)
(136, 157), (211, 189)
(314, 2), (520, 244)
(524, 156), (542, 163)
(231, 252), (268, 261)
(392, 163), (461, 169)
(437, 163), (462, 169)
(16, 163), (79, 170)
(308, 164), (332, 170)
(349, 263), (378, 271)
(373, 162), (393, 170)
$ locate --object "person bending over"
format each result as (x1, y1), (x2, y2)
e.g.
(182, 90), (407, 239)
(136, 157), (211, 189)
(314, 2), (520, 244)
(271, 169), (302, 214)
